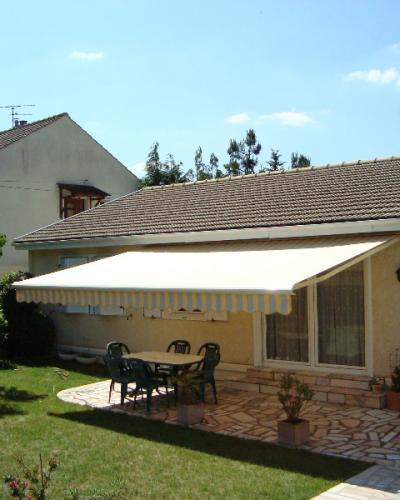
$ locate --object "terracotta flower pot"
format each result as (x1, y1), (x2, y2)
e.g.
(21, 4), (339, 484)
(371, 384), (383, 394)
(386, 391), (400, 411)
(177, 403), (204, 425)
(278, 419), (310, 446)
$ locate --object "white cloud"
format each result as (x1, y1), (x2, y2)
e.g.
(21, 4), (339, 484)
(226, 112), (250, 124)
(345, 68), (399, 84)
(70, 51), (104, 61)
(128, 161), (146, 177)
(390, 43), (400, 50)
(259, 111), (313, 127)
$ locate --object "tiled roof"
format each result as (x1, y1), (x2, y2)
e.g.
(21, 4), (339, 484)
(0, 113), (67, 151)
(14, 156), (400, 244)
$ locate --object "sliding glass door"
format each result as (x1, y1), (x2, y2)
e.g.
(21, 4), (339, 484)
(317, 263), (365, 367)
(265, 262), (366, 369)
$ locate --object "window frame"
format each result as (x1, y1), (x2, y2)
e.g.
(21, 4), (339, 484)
(263, 258), (372, 375)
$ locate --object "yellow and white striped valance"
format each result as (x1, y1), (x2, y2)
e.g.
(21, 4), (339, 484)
(16, 288), (292, 315)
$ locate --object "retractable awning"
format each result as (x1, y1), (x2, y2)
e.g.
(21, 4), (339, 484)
(14, 237), (393, 315)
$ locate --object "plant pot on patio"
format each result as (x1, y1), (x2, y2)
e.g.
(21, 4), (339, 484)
(278, 419), (309, 446)
(387, 366), (400, 411)
(277, 374), (314, 447)
(173, 371), (205, 426)
(177, 402), (205, 425)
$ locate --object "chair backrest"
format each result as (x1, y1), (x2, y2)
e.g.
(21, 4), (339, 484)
(128, 358), (154, 385)
(167, 340), (191, 354)
(202, 350), (220, 379)
(103, 354), (124, 382)
(197, 342), (220, 358)
(106, 342), (130, 358)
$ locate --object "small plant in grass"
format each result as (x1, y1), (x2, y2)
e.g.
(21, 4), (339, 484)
(277, 374), (314, 423)
(4, 454), (59, 499)
(52, 368), (69, 393)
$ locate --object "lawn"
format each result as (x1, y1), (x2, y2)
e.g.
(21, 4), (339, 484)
(0, 360), (367, 499)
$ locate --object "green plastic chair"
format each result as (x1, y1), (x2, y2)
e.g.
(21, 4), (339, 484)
(128, 358), (169, 412)
(190, 350), (220, 404)
(103, 353), (136, 405)
(106, 341), (130, 358)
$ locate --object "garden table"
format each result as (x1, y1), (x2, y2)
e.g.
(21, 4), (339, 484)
(123, 351), (203, 368)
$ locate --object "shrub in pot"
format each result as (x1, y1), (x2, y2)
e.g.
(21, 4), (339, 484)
(173, 372), (204, 425)
(277, 374), (314, 446)
(369, 376), (386, 394)
(387, 367), (400, 411)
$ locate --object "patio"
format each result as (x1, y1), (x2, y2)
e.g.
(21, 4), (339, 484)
(58, 375), (400, 469)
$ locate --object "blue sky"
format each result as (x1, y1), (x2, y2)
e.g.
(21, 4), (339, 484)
(1, 0), (400, 178)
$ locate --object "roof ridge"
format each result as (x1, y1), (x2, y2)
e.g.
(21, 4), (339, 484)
(0, 112), (68, 136)
(142, 154), (400, 190)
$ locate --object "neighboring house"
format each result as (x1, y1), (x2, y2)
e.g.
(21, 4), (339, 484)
(0, 113), (138, 275)
(12, 156), (400, 408)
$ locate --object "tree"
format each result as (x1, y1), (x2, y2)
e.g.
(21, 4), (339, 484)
(209, 153), (224, 178)
(142, 142), (163, 186)
(291, 152), (311, 169)
(0, 234), (5, 257)
(224, 139), (243, 176)
(242, 129), (262, 174)
(193, 146), (213, 181)
(142, 143), (187, 186)
(224, 129), (262, 176)
(267, 149), (285, 171)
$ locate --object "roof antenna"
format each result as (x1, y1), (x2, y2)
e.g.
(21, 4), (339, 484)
(0, 104), (35, 127)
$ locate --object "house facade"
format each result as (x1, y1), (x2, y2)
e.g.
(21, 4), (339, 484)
(0, 113), (138, 275)
(12, 157), (400, 396)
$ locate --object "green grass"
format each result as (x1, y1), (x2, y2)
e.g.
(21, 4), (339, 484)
(0, 359), (367, 499)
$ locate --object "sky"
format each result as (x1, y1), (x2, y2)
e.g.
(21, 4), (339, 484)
(1, 0), (400, 178)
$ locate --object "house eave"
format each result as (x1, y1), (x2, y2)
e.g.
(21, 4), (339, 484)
(12, 217), (400, 251)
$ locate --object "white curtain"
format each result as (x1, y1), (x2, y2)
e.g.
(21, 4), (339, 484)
(266, 287), (308, 362)
(317, 262), (365, 367)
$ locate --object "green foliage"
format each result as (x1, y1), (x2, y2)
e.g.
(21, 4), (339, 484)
(172, 371), (201, 405)
(391, 366), (400, 392)
(267, 149), (285, 171)
(4, 454), (60, 499)
(291, 152), (311, 169)
(277, 374), (314, 423)
(142, 143), (188, 186)
(0, 234), (5, 257)
(224, 129), (262, 175)
(0, 271), (55, 356)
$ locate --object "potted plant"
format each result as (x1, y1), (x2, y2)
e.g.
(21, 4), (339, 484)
(387, 366), (400, 411)
(173, 372), (204, 425)
(369, 376), (386, 394)
(277, 374), (314, 446)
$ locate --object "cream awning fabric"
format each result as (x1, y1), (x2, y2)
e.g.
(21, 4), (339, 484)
(14, 237), (392, 315)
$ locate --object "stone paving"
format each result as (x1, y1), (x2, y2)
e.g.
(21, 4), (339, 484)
(58, 379), (400, 470)
(312, 465), (400, 499)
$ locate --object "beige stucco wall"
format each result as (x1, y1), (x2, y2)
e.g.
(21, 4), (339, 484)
(371, 240), (400, 377)
(0, 116), (138, 275)
(28, 245), (254, 366)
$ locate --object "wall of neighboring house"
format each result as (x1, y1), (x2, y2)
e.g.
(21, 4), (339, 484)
(0, 116), (138, 275)
(26, 236), (400, 374)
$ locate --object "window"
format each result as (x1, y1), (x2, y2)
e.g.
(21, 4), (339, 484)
(58, 184), (109, 219)
(317, 263), (365, 367)
(59, 256), (89, 314)
(266, 287), (308, 362)
(264, 262), (367, 370)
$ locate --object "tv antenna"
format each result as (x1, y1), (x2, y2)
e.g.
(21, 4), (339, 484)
(0, 104), (35, 127)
